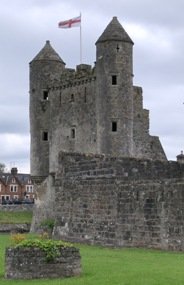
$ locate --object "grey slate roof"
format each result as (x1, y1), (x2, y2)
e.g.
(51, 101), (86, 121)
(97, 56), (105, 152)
(96, 16), (134, 44)
(0, 172), (32, 186)
(30, 40), (65, 64)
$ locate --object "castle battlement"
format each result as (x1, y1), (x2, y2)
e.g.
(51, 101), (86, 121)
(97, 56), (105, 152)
(51, 77), (96, 90)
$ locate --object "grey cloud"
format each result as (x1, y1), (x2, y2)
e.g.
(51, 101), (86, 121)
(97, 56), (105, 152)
(0, 106), (29, 134)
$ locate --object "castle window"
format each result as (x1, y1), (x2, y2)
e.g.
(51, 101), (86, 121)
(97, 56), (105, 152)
(116, 44), (120, 52)
(112, 75), (117, 85)
(42, 131), (48, 141)
(71, 128), (76, 139)
(71, 94), (74, 102)
(84, 87), (87, 103)
(43, 90), (49, 100)
(112, 121), (117, 132)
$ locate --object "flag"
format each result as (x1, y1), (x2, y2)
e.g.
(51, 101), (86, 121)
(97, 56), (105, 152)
(58, 15), (81, 29)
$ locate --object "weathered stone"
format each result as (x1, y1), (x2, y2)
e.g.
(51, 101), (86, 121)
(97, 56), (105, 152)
(0, 224), (30, 233)
(5, 246), (81, 279)
(0, 204), (33, 212)
(30, 152), (184, 251)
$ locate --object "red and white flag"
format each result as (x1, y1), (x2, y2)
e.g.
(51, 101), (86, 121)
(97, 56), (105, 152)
(58, 15), (81, 29)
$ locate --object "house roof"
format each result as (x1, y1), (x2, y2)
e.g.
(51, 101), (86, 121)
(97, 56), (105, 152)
(0, 171), (33, 186)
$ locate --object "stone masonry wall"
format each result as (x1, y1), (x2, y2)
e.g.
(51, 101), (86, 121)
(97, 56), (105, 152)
(5, 246), (81, 279)
(52, 152), (184, 250)
(30, 176), (55, 232)
(49, 76), (97, 173)
(0, 204), (33, 212)
(133, 86), (166, 161)
(0, 224), (30, 233)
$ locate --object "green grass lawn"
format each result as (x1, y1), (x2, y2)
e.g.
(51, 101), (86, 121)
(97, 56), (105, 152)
(0, 211), (32, 224)
(1, 234), (184, 285)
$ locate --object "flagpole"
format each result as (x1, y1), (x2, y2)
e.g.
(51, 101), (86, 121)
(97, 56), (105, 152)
(80, 12), (82, 64)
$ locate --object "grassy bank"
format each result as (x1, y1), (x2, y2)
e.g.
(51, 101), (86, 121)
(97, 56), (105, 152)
(0, 211), (32, 224)
(1, 234), (184, 285)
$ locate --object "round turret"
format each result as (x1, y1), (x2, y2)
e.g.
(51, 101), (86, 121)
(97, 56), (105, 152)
(95, 17), (134, 157)
(29, 41), (65, 176)
(96, 16), (134, 44)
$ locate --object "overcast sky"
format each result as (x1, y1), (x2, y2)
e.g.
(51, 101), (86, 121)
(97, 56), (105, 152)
(1, 0), (184, 173)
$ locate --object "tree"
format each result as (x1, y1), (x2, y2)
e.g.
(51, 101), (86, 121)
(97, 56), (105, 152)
(0, 163), (6, 173)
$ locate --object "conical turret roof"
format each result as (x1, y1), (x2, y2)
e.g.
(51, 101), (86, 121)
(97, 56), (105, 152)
(30, 40), (65, 64)
(96, 17), (134, 44)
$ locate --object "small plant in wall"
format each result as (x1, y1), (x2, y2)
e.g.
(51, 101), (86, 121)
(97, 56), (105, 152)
(40, 218), (55, 237)
(40, 218), (55, 230)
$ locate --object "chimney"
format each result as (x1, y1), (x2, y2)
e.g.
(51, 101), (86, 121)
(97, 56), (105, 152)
(11, 167), (18, 175)
(176, 151), (184, 164)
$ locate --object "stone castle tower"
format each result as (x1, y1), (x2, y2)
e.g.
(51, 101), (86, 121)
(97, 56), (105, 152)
(29, 17), (166, 177)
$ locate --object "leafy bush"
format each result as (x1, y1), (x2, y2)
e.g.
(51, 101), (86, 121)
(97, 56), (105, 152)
(14, 237), (73, 262)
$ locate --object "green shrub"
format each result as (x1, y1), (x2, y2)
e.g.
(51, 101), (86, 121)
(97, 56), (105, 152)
(15, 237), (73, 262)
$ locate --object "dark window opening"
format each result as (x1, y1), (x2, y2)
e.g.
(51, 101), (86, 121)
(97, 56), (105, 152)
(150, 142), (153, 150)
(71, 94), (74, 102)
(84, 87), (87, 103)
(136, 191), (139, 201)
(71, 128), (75, 139)
(116, 44), (120, 52)
(43, 90), (49, 100)
(42, 131), (48, 141)
(112, 121), (117, 132)
(112, 75), (117, 85)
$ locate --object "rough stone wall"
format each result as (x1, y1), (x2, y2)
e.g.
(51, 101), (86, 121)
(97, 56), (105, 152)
(0, 204), (33, 212)
(133, 86), (166, 161)
(30, 176), (55, 232)
(50, 152), (184, 250)
(0, 224), (30, 233)
(49, 68), (97, 172)
(5, 246), (81, 279)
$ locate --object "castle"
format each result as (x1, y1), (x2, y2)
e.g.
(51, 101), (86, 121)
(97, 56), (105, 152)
(30, 16), (166, 177)
(30, 17), (184, 250)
